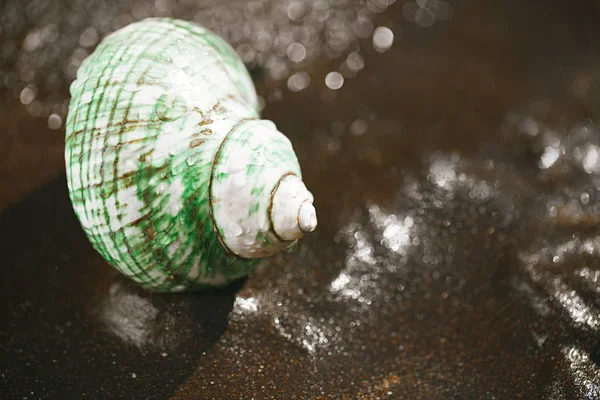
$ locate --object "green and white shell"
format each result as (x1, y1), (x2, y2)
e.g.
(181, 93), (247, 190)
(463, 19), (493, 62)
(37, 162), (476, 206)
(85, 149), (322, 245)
(64, 18), (317, 292)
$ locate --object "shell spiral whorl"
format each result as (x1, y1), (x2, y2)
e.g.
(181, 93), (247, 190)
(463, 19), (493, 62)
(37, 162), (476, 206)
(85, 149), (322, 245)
(65, 18), (317, 292)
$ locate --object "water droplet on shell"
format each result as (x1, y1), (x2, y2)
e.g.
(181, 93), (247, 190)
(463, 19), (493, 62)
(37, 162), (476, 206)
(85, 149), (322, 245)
(146, 67), (168, 80)
(122, 82), (140, 92)
(156, 95), (187, 122)
(232, 224), (244, 237)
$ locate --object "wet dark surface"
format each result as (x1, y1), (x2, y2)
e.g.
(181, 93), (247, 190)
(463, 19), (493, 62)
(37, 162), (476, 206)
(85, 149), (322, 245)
(2, 0), (600, 398)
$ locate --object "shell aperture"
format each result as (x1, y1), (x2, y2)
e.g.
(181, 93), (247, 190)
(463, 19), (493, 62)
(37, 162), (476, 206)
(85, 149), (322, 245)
(64, 18), (317, 292)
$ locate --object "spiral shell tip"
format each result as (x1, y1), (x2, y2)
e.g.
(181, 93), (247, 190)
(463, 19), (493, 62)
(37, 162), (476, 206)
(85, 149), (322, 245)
(298, 201), (317, 233)
(271, 175), (317, 241)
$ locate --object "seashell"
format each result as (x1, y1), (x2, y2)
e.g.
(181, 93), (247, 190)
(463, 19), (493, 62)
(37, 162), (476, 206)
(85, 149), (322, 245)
(64, 18), (317, 292)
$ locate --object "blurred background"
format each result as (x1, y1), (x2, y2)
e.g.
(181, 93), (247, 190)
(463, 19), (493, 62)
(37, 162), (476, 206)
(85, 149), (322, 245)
(2, 0), (600, 398)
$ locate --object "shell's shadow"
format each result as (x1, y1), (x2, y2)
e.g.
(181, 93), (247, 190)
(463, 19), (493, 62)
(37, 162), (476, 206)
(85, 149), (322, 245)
(0, 174), (244, 399)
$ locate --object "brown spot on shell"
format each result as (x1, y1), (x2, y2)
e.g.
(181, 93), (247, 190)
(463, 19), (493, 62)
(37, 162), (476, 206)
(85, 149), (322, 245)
(197, 119), (213, 127)
(190, 138), (205, 148)
(212, 101), (226, 114)
(193, 106), (214, 126)
(146, 225), (156, 239)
